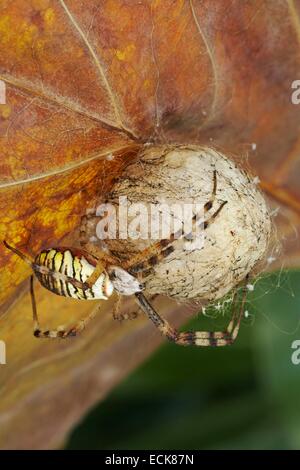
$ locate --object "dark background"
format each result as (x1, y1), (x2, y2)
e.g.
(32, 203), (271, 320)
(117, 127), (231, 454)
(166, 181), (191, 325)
(66, 270), (300, 450)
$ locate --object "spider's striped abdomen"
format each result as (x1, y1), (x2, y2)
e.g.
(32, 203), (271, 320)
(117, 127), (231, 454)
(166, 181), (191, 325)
(34, 248), (114, 300)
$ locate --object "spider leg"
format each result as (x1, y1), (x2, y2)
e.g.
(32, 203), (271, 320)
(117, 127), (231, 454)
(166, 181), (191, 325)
(225, 276), (249, 340)
(204, 168), (217, 212)
(112, 292), (122, 321)
(30, 275), (100, 338)
(78, 192), (124, 289)
(122, 170), (226, 276)
(3, 240), (32, 265)
(112, 292), (140, 322)
(134, 280), (248, 347)
(125, 199), (227, 277)
(78, 243), (119, 289)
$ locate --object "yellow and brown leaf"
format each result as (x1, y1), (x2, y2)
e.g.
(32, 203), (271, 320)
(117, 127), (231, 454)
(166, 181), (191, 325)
(0, 0), (299, 449)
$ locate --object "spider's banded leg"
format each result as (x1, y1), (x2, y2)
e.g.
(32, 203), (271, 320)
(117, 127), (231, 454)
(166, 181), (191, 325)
(226, 277), (249, 340)
(203, 200), (227, 230)
(114, 294), (159, 322)
(30, 275), (39, 330)
(126, 200), (227, 277)
(122, 170), (219, 275)
(112, 292), (122, 321)
(112, 293), (140, 321)
(30, 275), (100, 339)
(79, 243), (120, 289)
(134, 292), (244, 347)
(3, 240), (32, 264)
(204, 168), (217, 212)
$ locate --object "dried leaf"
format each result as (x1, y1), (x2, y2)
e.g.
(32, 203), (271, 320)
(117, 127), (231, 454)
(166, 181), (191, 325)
(0, 0), (300, 449)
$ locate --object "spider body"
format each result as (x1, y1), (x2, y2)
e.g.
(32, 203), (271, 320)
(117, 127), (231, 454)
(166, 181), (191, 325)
(34, 248), (114, 300)
(11, 244), (143, 301)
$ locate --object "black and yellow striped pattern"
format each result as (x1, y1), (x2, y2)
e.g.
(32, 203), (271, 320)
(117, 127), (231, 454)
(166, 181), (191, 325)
(34, 248), (113, 300)
(134, 292), (235, 347)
